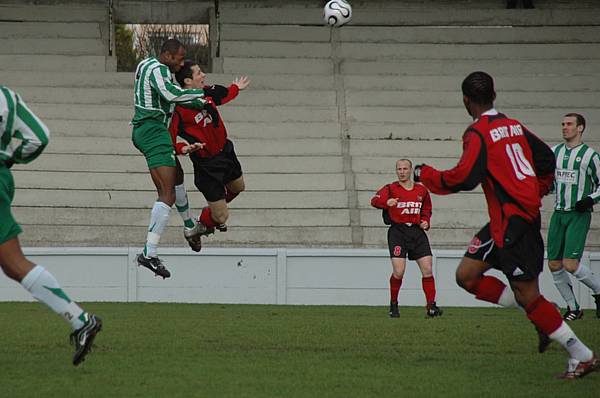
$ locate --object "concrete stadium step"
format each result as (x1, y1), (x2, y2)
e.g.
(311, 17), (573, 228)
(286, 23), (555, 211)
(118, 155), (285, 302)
(23, 154), (344, 173)
(14, 189), (349, 209)
(0, 38), (106, 55)
(12, 207), (350, 227)
(221, 24), (600, 44)
(31, 103), (339, 123)
(223, 57), (333, 75)
(343, 75), (600, 92)
(346, 107), (600, 125)
(0, 3), (108, 22)
(338, 26), (600, 44)
(345, 123), (566, 142)
(11, 170), (346, 191)
(342, 60), (600, 76)
(0, 22), (102, 38)
(221, 42), (600, 60)
(350, 140), (464, 159)
(220, 41), (332, 58)
(18, 225), (354, 247)
(0, 55), (114, 71)
(1, 72), (334, 91)
(17, 87), (335, 107)
(43, 119), (341, 139)
(359, 208), (490, 228)
(352, 157), (460, 174)
(361, 208), (592, 230)
(219, 6), (600, 26)
(340, 43), (600, 60)
(0, 71), (132, 88)
(345, 91), (600, 108)
(221, 24), (331, 42)
(40, 137), (342, 156)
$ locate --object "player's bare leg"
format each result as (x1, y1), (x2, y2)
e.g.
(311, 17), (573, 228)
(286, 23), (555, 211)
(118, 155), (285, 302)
(388, 257), (406, 318)
(137, 166), (176, 278)
(416, 255), (442, 317)
(0, 237), (102, 366)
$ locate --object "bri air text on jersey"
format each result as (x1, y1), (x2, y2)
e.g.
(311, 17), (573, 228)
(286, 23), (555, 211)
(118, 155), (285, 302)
(489, 123), (524, 143)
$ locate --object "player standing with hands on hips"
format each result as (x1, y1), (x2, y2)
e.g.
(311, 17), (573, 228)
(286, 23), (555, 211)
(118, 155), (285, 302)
(415, 71), (598, 379)
(371, 159), (442, 318)
(547, 113), (600, 320)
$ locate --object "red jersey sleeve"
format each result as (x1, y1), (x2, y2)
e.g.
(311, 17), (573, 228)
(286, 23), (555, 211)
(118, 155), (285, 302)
(220, 84), (239, 105)
(371, 184), (390, 209)
(420, 189), (432, 226)
(420, 129), (487, 195)
(169, 109), (186, 155)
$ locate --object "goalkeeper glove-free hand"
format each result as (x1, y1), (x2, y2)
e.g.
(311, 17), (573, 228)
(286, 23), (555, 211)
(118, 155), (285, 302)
(575, 196), (594, 212)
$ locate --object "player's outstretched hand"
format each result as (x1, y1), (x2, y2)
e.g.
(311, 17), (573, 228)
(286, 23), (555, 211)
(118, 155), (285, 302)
(233, 76), (250, 90)
(575, 196), (594, 212)
(181, 142), (205, 154)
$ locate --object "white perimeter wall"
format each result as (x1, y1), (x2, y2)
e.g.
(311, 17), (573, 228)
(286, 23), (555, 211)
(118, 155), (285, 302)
(1, 248), (599, 309)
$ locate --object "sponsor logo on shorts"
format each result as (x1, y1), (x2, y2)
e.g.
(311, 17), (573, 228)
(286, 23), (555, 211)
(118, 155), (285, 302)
(467, 237), (481, 254)
(512, 267), (524, 277)
(393, 246), (402, 256)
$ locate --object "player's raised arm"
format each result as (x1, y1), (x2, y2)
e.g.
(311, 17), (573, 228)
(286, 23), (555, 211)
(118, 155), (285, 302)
(417, 128), (486, 195)
(150, 64), (206, 107)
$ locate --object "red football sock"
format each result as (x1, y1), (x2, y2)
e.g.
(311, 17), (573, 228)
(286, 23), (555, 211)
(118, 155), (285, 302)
(525, 295), (563, 336)
(390, 274), (402, 302)
(465, 275), (506, 304)
(225, 188), (239, 203)
(422, 276), (436, 304)
(199, 207), (217, 229)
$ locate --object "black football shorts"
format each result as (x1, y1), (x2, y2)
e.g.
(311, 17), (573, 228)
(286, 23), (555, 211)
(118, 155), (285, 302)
(387, 223), (432, 261)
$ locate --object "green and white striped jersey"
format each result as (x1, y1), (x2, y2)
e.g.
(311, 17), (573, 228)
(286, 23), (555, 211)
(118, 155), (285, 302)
(0, 85), (50, 166)
(132, 57), (206, 126)
(552, 142), (600, 211)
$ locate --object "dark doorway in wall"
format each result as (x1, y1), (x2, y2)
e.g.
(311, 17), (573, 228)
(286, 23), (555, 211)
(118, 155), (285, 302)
(116, 24), (209, 72)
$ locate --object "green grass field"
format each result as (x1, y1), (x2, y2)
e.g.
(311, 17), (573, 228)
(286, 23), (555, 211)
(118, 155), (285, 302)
(1, 303), (599, 397)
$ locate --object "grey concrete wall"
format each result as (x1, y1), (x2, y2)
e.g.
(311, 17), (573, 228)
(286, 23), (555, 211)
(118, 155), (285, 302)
(1, 248), (598, 310)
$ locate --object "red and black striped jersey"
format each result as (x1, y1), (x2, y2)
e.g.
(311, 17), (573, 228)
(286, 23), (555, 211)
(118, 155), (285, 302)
(371, 182), (432, 226)
(169, 84), (239, 158)
(419, 109), (555, 247)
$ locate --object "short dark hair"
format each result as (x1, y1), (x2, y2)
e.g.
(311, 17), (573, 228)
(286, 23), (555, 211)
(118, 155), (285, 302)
(462, 71), (495, 105)
(564, 113), (586, 133)
(175, 60), (198, 87)
(160, 38), (184, 55)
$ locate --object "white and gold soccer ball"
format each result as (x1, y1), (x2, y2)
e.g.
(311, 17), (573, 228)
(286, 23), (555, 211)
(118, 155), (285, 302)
(323, 0), (352, 27)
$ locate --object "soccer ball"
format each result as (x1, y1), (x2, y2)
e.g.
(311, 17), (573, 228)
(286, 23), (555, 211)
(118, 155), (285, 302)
(323, 0), (352, 27)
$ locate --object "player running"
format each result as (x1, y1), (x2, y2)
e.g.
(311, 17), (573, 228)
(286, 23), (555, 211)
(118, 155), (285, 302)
(169, 60), (249, 245)
(415, 72), (598, 379)
(547, 113), (600, 320)
(0, 86), (102, 366)
(131, 39), (213, 278)
(371, 159), (442, 318)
